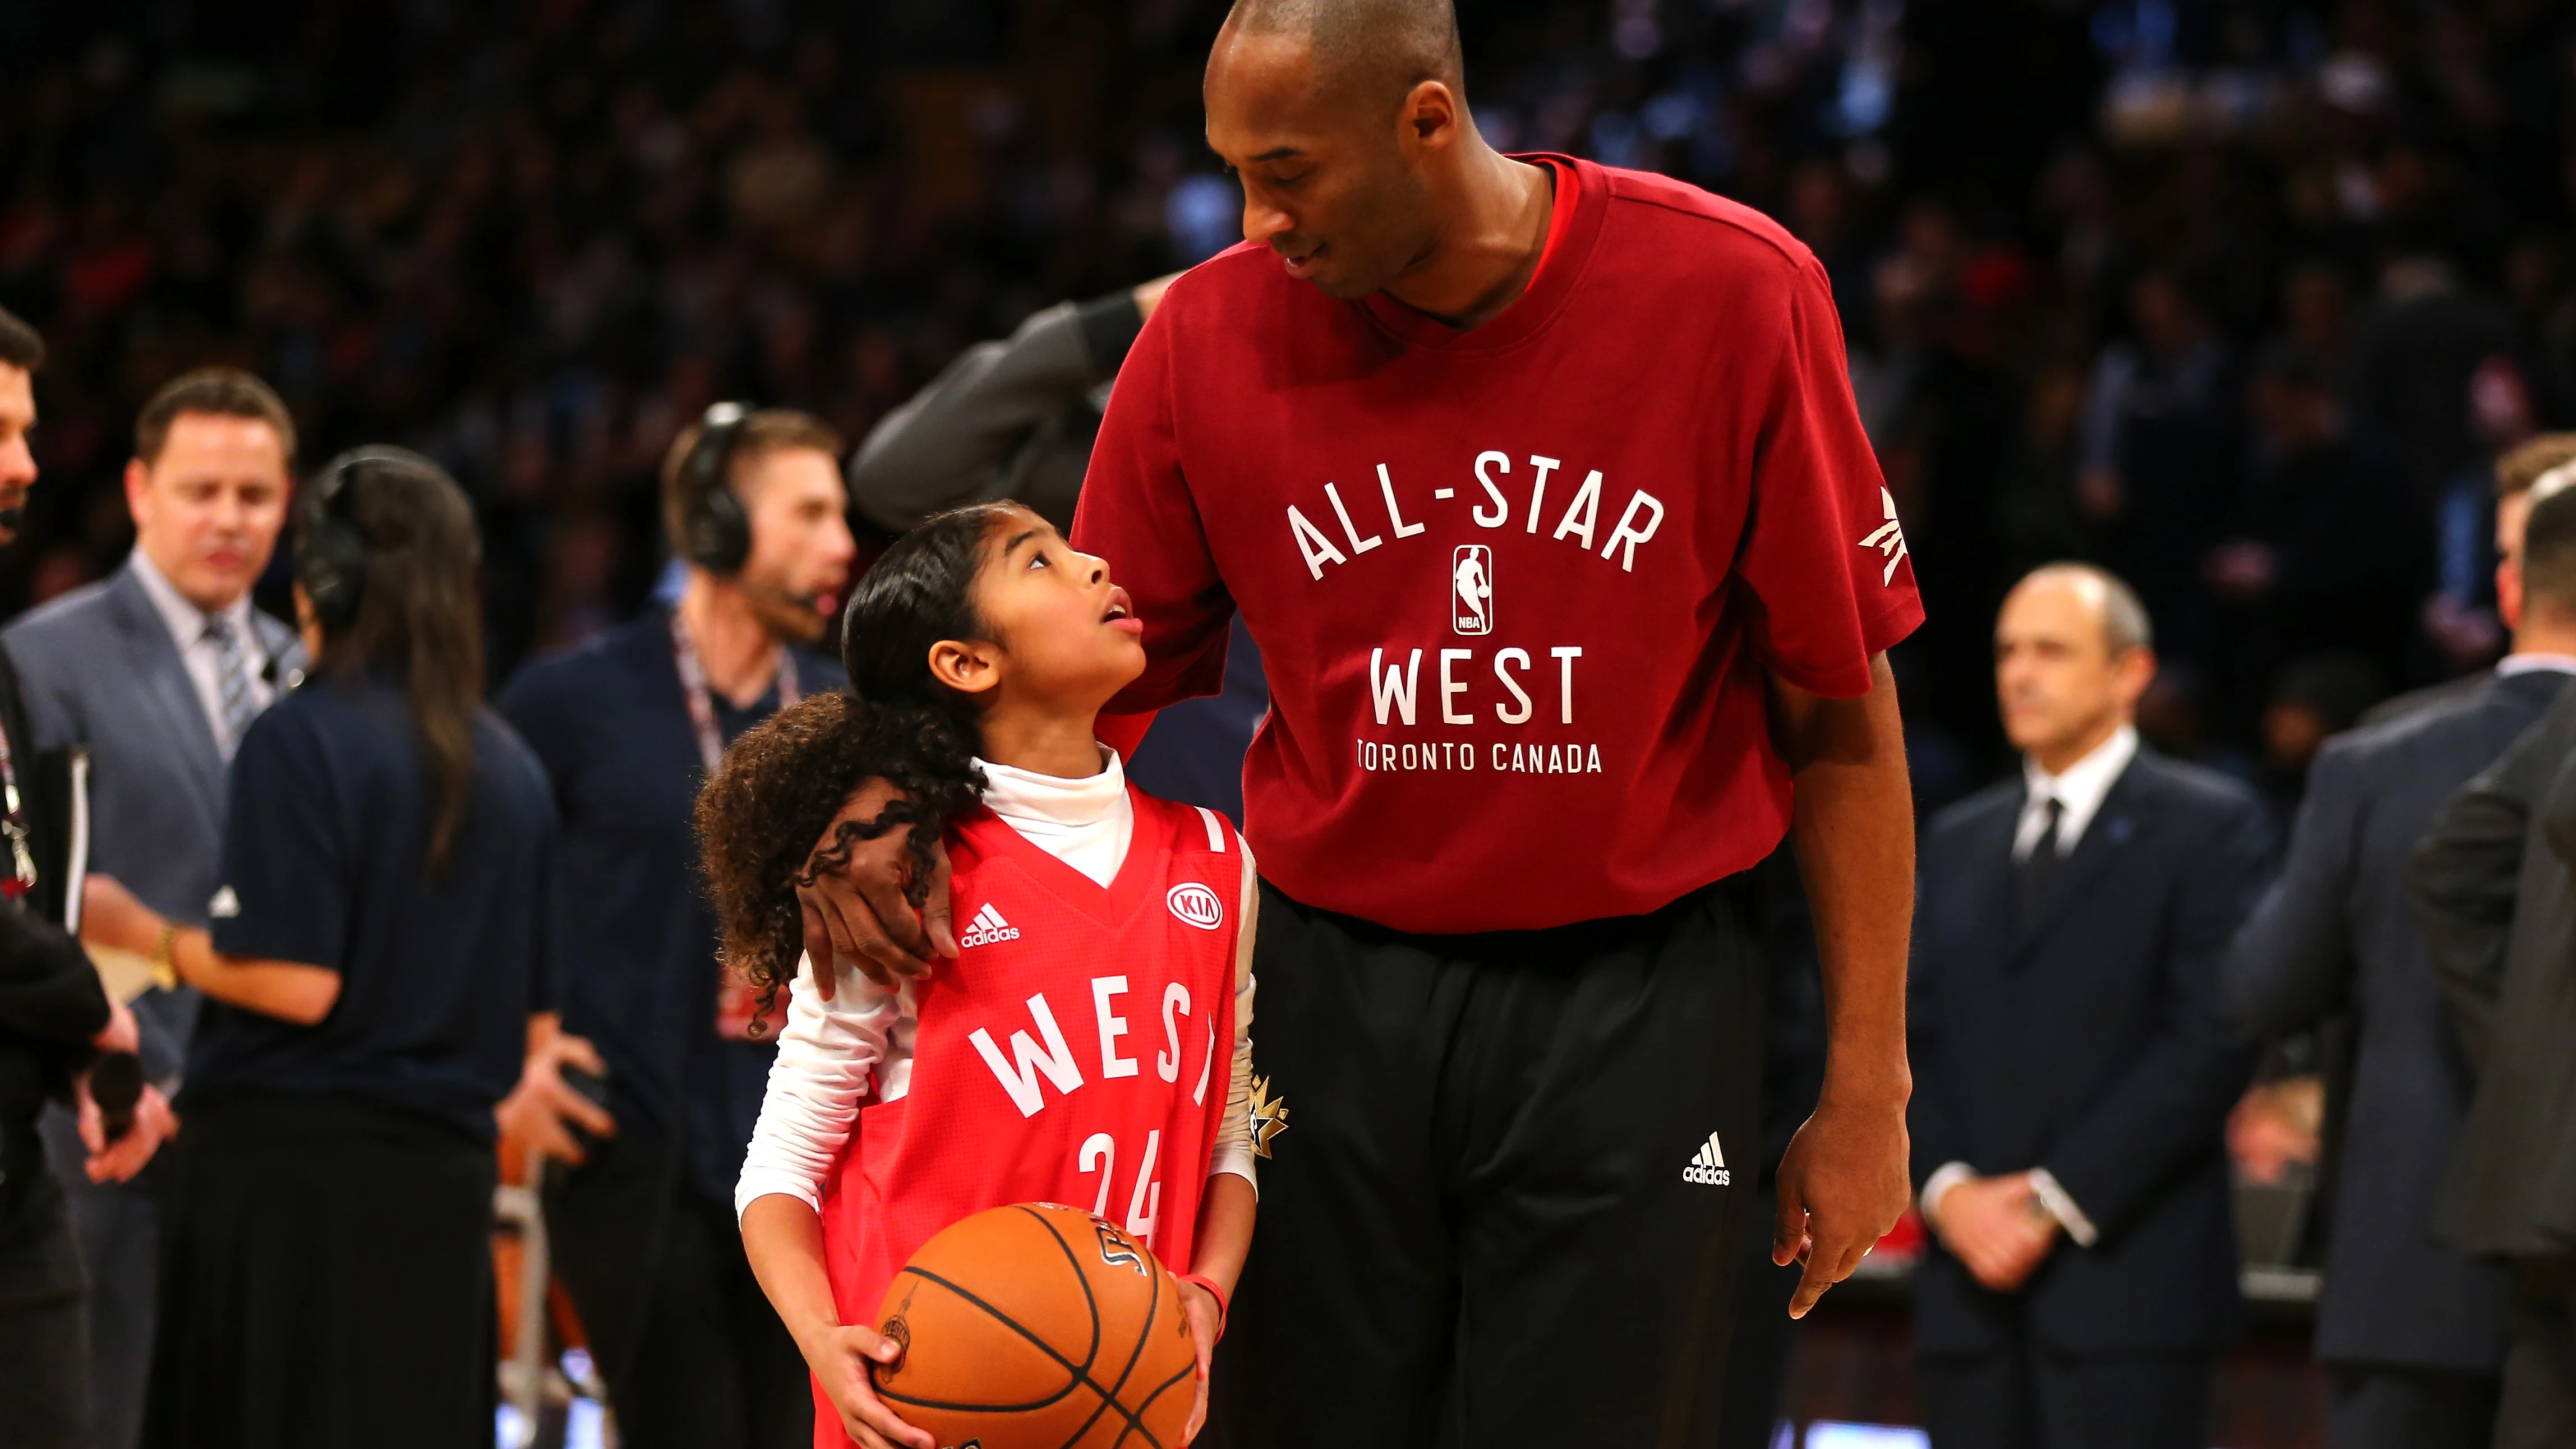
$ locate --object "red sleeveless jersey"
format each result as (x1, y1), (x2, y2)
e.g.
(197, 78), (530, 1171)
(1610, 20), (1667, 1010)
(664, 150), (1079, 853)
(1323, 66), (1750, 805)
(813, 789), (1246, 1445)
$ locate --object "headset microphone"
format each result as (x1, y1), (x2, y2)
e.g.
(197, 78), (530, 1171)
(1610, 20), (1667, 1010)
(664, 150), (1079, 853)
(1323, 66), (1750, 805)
(734, 578), (827, 615)
(0, 506), (25, 532)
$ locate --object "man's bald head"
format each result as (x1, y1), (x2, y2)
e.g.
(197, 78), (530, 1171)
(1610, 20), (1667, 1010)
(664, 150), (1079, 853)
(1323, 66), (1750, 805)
(1220, 0), (1463, 110)
(1994, 563), (2158, 769)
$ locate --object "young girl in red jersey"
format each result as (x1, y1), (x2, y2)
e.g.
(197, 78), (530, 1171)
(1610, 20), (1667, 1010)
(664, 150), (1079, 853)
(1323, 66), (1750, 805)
(704, 502), (1259, 1449)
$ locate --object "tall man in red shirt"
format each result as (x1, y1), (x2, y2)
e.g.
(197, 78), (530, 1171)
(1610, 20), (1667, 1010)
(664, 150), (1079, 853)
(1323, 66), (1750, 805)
(796, 2), (1921, 1443)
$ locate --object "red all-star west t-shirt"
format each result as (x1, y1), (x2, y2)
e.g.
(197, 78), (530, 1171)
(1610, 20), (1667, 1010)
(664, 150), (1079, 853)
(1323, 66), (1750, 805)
(1073, 155), (1923, 934)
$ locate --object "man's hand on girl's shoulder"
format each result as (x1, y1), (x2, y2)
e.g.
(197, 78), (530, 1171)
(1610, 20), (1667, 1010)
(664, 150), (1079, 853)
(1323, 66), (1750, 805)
(796, 779), (958, 995)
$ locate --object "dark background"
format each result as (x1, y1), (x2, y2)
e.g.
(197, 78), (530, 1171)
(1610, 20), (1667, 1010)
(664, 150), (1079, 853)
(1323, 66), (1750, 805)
(2, 0), (2570, 811)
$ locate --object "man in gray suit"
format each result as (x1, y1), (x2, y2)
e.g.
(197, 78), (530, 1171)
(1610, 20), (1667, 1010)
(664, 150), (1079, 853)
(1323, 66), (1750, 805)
(2225, 440), (2576, 1449)
(4, 367), (299, 1449)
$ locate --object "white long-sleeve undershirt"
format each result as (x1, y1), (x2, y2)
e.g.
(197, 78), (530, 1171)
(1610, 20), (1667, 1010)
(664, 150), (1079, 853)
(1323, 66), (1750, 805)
(735, 750), (1260, 1219)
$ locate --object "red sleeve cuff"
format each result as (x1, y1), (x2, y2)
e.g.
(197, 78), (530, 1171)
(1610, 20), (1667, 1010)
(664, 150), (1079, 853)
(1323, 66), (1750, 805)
(1098, 711), (1157, 760)
(1764, 591), (1924, 699)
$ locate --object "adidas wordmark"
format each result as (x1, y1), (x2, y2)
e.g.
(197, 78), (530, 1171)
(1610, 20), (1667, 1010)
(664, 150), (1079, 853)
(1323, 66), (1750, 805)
(1682, 1130), (1731, 1187)
(960, 903), (1021, 948)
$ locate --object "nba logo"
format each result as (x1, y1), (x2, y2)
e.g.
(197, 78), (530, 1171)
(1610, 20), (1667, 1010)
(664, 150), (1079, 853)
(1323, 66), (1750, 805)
(1452, 545), (1493, 635)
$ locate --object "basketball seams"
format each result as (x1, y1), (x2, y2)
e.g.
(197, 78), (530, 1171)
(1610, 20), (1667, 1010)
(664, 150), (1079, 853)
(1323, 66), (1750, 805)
(1048, 1256), (1164, 1449)
(875, 1266), (1094, 1415)
(1047, 1235), (1167, 1449)
(1117, 1356), (1200, 1449)
(1096, 1250), (1163, 1414)
(887, 1205), (1192, 1448)
(1019, 1204), (1105, 1373)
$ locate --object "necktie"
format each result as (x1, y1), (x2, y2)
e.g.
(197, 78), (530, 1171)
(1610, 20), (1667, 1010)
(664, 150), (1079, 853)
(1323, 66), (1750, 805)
(203, 615), (256, 755)
(2019, 795), (2065, 913)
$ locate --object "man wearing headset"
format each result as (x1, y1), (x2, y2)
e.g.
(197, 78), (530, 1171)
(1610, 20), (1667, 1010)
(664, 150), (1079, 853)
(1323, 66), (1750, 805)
(496, 406), (854, 1448)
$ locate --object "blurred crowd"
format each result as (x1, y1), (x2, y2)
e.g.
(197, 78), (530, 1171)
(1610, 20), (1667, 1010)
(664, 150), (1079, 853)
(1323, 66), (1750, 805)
(0, 0), (2563, 787)
(4, 1), (2576, 1445)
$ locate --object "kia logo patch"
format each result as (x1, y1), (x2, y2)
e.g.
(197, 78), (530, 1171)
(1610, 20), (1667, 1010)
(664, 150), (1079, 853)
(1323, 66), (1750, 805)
(1167, 883), (1224, 931)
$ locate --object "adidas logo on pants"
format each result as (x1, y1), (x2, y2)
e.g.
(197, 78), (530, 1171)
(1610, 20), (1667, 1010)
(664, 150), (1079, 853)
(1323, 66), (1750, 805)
(1682, 1130), (1730, 1187)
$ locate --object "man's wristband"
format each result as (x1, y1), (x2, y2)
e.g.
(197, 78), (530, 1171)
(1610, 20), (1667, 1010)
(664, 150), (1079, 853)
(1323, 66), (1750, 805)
(1176, 1272), (1229, 1339)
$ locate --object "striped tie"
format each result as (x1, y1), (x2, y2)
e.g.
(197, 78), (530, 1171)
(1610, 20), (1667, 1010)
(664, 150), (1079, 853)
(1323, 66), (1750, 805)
(202, 615), (255, 755)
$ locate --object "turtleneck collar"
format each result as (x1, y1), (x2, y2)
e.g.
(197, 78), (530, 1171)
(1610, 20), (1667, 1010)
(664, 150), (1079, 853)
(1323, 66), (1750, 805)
(978, 747), (1126, 825)
(974, 747), (1135, 888)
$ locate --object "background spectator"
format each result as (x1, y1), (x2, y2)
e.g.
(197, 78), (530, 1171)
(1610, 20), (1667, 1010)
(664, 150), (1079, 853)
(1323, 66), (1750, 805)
(2221, 456), (2576, 1449)
(0, 0), (2567, 799)
(493, 409), (852, 1449)
(3, 367), (301, 1449)
(1910, 564), (2270, 1449)
(0, 302), (152, 1449)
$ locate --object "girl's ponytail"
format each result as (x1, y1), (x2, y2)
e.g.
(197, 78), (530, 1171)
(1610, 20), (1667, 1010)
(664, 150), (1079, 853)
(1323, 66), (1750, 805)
(697, 504), (1020, 1026)
(798, 694), (985, 918)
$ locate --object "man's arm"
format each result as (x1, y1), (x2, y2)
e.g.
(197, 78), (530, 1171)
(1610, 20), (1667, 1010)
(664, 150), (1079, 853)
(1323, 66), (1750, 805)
(1902, 856), (1970, 1189)
(848, 283), (1169, 532)
(2409, 700), (2572, 1067)
(1767, 652), (1914, 1318)
(2542, 747), (2576, 882)
(803, 275), (1218, 985)
(2223, 739), (2364, 1038)
(0, 907), (110, 1044)
(2036, 794), (2270, 1242)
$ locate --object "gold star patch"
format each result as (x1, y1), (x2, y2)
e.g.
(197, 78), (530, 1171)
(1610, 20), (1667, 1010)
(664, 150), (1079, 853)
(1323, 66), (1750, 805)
(1247, 1073), (1290, 1159)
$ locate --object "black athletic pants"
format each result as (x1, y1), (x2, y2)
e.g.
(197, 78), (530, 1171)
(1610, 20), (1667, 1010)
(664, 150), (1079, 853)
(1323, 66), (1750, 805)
(545, 1133), (810, 1449)
(1918, 1336), (2210, 1449)
(2326, 1363), (2498, 1449)
(1210, 877), (1766, 1449)
(2495, 1255), (2576, 1449)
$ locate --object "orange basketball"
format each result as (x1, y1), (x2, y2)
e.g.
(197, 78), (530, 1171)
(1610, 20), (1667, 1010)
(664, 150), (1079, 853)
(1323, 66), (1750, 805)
(870, 1202), (1200, 1449)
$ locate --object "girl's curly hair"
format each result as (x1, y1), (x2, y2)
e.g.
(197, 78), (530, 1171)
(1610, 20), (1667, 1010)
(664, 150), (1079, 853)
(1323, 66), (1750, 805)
(695, 504), (1019, 1030)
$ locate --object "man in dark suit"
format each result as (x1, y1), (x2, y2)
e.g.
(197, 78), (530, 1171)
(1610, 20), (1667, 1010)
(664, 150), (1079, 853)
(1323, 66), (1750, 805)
(1911, 562), (2271, 1449)
(2223, 449), (2576, 1448)
(2357, 435), (2576, 729)
(0, 303), (158, 1449)
(2410, 524), (2576, 1446)
(3, 367), (301, 1449)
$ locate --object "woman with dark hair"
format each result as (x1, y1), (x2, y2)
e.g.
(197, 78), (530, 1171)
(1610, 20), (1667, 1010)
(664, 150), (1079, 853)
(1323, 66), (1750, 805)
(81, 447), (559, 1447)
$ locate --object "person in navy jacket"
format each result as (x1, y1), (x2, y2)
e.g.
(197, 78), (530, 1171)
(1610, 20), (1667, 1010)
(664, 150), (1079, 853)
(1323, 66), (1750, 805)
(1910, 564), (2271, 1449)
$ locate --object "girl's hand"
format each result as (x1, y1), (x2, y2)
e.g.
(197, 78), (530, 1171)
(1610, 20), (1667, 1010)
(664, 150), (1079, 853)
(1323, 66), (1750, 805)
(803, 1323), (935, 1449)
(1178, 1280), (1222, 1443)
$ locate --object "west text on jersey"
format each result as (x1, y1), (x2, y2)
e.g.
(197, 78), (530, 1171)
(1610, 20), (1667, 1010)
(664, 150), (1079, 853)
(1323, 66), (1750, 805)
(964, 976), (1220, 1120)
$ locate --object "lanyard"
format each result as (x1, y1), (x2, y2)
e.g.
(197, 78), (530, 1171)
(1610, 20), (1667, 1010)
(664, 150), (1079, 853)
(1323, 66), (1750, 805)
(671, 610), (800, 773)
(0, 713), (34, 898)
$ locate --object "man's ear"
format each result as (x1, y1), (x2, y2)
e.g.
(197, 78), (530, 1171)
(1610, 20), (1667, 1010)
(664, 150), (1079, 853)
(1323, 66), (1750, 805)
(1402, 80), (1458, 151)
(927, 639), (1001, 698)
(123, 458), (151, 525)
(2114, 645), (2159, 708)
